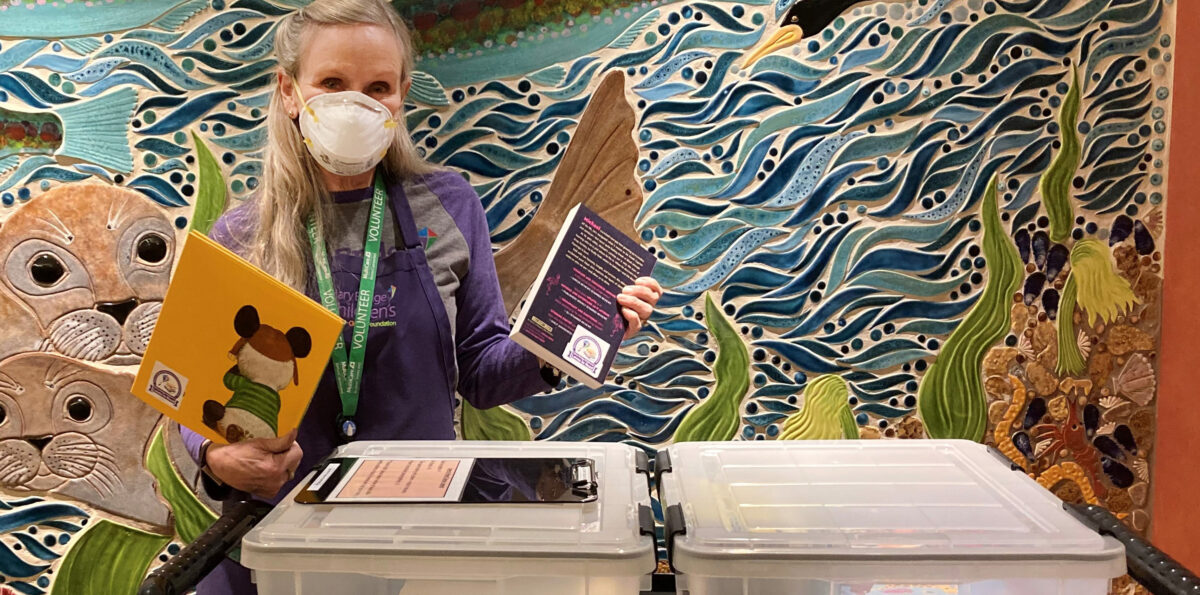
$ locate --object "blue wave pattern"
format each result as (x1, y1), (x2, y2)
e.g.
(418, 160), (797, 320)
(0, 0), (279, 211)
(0, 0), (1173, 448)
(0, 2), (1175, 585)
(405, 0), (1172, 447)
(0, 497), (89, 595)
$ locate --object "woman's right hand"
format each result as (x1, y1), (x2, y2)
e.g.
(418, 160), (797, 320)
(206, 429), (303, 499)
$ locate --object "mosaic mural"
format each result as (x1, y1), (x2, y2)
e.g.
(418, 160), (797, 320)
(0, 0), (1175, 592)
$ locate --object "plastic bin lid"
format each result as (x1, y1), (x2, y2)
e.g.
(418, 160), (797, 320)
(660, 440), (1126, 581)
(242, 441), (655, 577)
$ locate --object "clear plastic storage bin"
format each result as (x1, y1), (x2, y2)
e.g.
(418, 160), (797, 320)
(242, 440), (657, 595)
(658, 440), (1126, 595)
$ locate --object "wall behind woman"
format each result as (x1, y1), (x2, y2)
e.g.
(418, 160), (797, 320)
(0, 0), (1176, 593)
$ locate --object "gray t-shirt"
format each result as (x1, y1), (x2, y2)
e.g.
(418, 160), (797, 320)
(322, 187), (407, 327)
(327, 187), (402, 257)
(323, 180), (474, 348)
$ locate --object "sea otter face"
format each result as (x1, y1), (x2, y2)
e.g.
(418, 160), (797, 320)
(0, 184), (176, 364)
(0, 352), (169, 529)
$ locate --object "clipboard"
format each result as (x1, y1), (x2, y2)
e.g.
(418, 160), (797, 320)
(294, 456), (598, 504)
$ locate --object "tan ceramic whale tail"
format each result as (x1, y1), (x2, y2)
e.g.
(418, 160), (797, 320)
(493, 70), (643, 315)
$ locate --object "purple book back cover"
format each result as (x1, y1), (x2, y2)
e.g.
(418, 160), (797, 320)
(515, 205), (656, 384)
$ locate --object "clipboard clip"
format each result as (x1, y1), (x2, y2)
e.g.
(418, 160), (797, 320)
(570, 459), (598, 499)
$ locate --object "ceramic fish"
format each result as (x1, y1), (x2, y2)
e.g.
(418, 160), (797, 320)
(0, 89), (136, 173)
(398, 0), (680, 86)
(0, 0), (204, 37)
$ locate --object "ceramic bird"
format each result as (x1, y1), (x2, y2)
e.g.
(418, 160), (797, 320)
(744, 0), (907, 69)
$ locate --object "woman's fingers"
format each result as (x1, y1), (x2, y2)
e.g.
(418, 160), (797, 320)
(617, 277), (660, 340)
(621, 307), (642, 340)
(620, 284), (658, 305)
(259, 428), (298, 453)
(633, 277), (663, 301)
(618, 293), (654, 322)
(207, 434), (304, 499)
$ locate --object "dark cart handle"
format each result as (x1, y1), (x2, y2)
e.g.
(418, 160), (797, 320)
(139, 499), (273, 595)
(1066, 503), (1200, 595)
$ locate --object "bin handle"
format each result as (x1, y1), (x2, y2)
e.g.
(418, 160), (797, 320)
(139, 499), (273, 595)
(1065, 502), (1200, 595)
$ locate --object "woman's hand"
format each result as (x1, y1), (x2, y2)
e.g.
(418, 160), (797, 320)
(617, 277), (663, 340)
(206, 429), (303, 499)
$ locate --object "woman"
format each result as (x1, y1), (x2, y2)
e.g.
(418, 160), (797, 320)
(178, 1), (661, 592)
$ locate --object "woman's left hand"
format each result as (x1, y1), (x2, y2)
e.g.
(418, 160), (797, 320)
(617, 277), (663, 340)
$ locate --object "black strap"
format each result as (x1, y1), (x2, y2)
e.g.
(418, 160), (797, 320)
(139, 499), (273, 595)
(1066, 502), (1200, 595)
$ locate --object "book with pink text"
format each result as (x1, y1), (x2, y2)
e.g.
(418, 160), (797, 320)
(509, 205), (655, 388)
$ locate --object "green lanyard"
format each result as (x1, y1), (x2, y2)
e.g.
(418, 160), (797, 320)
(307, 173), (387, 437)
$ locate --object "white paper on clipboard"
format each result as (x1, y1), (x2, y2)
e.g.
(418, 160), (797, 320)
(322, 457), (475, 503)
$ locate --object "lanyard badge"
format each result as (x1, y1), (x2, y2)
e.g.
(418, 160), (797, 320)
(307, 173), (388, 443)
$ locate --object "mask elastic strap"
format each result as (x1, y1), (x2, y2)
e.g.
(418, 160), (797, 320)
(292, 78), (397, 129)
(291, 76), (318, 123)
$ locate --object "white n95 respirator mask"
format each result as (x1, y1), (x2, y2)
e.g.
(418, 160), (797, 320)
(295, 87), (398, 176)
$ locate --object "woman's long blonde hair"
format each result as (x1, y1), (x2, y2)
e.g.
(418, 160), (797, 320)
(250, 0), (434, 289)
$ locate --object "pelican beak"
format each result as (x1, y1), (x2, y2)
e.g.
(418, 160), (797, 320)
(742, 24), (805, 70)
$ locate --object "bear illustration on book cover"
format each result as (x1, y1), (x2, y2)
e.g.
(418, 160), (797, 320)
(203, 305), (313, 442)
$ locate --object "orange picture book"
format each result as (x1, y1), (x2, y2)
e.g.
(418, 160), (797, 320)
(133, 231), (344, 445)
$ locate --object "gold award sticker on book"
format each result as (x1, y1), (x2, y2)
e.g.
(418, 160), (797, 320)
(134, 231), (344, 445)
